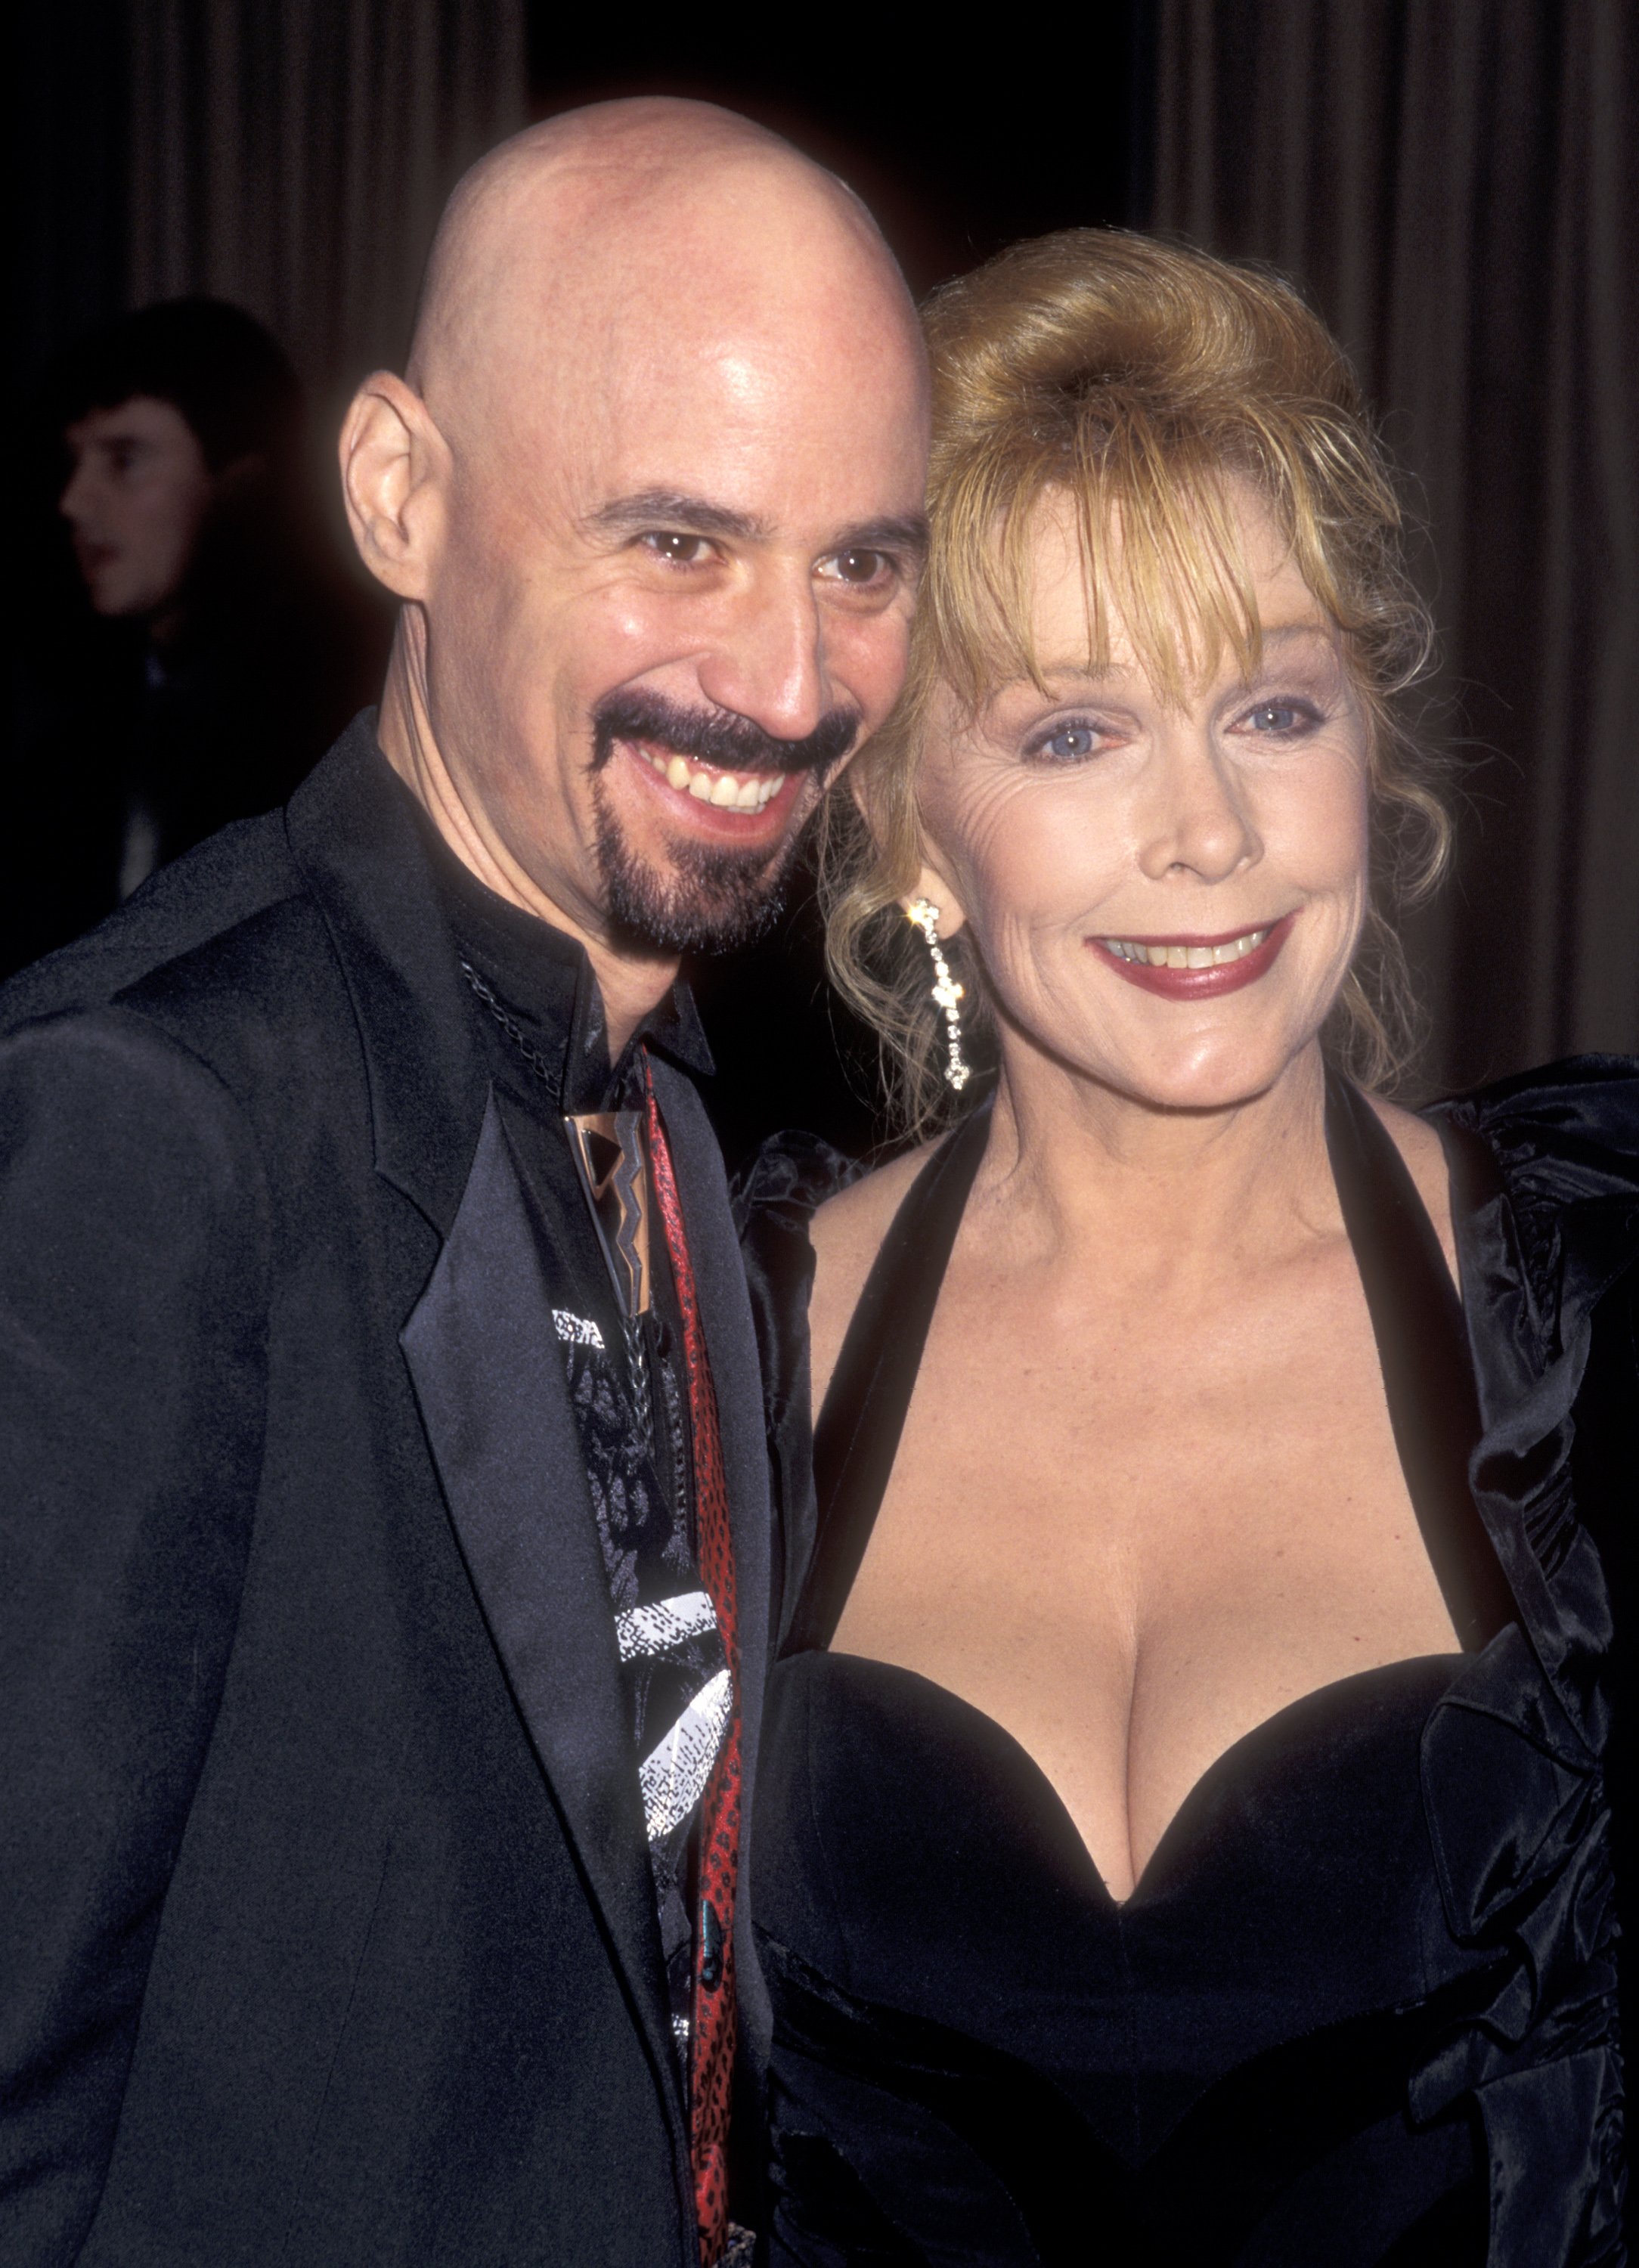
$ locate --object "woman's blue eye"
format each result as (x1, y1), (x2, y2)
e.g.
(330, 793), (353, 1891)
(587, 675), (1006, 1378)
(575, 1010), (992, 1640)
(1038, 724), (1100, 761)
(1247, 702), (1312, 733)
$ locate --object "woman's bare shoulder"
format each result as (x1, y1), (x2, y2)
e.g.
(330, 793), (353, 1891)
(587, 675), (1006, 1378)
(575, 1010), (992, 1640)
(807, 1142), (938, 1413)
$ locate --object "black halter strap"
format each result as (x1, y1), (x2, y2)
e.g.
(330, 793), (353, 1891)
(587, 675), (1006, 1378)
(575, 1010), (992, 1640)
(791, 1077), (1512, 1658)
(792, 1105), (992, 1656)
(1323, 1072), (1513, 1651)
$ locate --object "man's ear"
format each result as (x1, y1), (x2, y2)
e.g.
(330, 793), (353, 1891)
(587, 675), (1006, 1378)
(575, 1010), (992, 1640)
(338, 372), (448, 601)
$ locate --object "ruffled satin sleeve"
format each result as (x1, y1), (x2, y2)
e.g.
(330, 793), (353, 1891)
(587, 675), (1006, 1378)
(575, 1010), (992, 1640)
(1423, 1055), (1639, 2263)
(733, 1132), (865, 1656)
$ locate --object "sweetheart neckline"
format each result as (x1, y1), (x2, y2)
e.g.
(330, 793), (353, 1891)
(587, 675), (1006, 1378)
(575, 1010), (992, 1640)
(803, 1644), (1471, 1907)
(799, 1077), (1516, 1673)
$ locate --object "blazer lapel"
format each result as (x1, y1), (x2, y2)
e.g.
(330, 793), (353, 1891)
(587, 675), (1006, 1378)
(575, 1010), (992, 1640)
(283, 717), (490, 1239)
(400, 1092), (686, 2141)
(646, 1058), (776, 2068)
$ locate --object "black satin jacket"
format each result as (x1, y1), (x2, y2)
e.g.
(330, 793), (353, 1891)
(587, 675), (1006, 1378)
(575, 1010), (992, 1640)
(738, 1059), (1637, 2265)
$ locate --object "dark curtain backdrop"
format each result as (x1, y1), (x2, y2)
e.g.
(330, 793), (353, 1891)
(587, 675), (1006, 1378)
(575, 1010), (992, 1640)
(17, 0), (526, 412)
(1149, 0), (1639, 1092)
(125, 0), (526, 411)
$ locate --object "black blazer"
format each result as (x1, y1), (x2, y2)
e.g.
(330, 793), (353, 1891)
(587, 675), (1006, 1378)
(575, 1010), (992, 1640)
(0, 717), (774, 2266)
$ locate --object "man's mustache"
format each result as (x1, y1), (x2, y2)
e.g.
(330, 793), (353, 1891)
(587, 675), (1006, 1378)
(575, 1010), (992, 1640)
(591, 689), (860, 779)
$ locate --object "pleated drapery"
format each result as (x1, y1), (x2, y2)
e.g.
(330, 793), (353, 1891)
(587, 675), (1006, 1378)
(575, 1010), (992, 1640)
(124, 0), (527, 404)
(1150, 0), (1639, 1087)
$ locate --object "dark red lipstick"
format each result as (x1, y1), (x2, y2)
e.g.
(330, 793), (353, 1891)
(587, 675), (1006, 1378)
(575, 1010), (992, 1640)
(1086, 912), (1296, 1000)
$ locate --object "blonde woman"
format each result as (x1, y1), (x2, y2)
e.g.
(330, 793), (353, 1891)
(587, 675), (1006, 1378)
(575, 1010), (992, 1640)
(739, 234), (1629, 2265)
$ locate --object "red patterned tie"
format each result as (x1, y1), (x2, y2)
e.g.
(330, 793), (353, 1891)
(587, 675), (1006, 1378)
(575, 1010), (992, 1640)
(643, 1063), (742, 2267)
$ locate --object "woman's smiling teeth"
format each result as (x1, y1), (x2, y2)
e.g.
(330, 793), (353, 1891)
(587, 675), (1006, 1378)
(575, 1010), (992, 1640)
(1100, 925), (1271, 969)
(638, 744), (783, 811)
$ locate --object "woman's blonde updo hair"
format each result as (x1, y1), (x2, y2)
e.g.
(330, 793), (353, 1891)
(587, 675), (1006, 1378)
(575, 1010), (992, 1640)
(822, 229), (1448, 1136)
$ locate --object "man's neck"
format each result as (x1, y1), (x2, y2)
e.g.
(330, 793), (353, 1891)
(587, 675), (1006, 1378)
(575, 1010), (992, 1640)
(376, 617), (678, 1055)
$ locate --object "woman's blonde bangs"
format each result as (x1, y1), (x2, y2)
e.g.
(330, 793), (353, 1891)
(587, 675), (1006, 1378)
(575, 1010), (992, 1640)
(928, 397), (1416, 724)
(823, 231), (1448, 1137)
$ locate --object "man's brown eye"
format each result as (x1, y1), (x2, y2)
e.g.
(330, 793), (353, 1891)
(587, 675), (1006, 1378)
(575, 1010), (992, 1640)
(827, 550), (888, 586)
(643, 532), (710, 565)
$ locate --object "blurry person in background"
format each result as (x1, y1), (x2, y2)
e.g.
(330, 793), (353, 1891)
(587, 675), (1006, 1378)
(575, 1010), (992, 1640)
(5, 299), (386, 971)
(61, 390), (217, 637)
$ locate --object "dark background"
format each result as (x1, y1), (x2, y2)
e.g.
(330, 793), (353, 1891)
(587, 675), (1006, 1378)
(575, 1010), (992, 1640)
(14, 1), (1638, 1162)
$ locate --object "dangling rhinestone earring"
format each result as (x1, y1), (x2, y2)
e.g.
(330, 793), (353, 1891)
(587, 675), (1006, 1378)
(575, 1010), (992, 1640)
(906, 897), (971, 1092)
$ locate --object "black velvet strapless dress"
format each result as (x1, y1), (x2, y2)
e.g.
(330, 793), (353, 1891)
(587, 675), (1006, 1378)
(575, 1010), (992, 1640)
(738, 1067), (1633, 2266)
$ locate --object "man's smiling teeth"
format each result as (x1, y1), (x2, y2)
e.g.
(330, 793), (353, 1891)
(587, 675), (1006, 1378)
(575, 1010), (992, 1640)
(638, 745), (782, 810)
(1101, 926), (1271, 969)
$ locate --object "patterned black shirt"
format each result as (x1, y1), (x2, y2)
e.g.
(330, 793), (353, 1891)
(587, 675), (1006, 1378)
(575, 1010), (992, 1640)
(427, 829), (728, 2066)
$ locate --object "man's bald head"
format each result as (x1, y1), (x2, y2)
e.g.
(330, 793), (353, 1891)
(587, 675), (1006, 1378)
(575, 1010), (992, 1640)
(407, 101), (911, 413)
(407, 98), (922, 462)
(340, 97), (928, 1038)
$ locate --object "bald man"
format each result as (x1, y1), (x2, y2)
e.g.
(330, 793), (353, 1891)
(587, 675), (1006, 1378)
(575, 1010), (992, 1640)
(0, 102), (928, 2268)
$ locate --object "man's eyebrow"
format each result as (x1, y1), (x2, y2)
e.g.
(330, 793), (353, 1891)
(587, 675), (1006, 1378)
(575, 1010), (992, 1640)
(834, 513), (930, 562)
(585, 490), (773, 543)
(584, 492), (930, 562)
